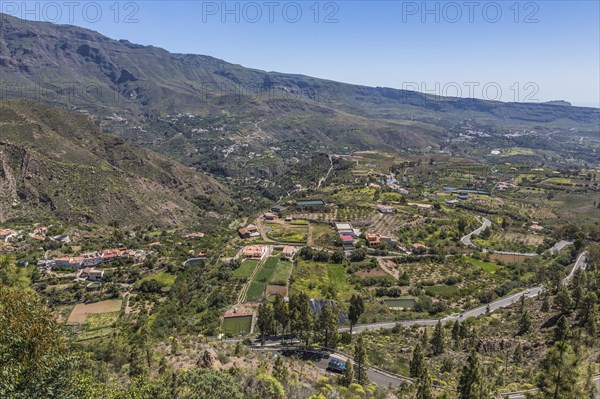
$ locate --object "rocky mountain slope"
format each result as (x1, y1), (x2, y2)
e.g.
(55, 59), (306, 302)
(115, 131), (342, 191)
(0, 100), (229, 226)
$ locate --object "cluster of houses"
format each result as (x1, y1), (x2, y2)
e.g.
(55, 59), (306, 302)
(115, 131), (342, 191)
(41, 248), (144, 272)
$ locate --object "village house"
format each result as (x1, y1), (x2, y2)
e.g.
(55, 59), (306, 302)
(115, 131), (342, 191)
(242, 245), (268, 260)
(365, 233), (381, 247)
(281, 246), (296, 260)
(529, 224), (544, 232)
(365, 233), (396, 247)
(376, 204), (395, 214)
(78, 267), (104, 282)
(53, 257), (84, 268)
(263, 212), (277, 221)
(238, 225), (260, 239)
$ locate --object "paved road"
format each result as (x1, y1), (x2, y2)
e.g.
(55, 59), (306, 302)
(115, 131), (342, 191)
(501, 374), (600, 399)
(252, 347), (412, 388)
(345, 252), (588, 334)
(461, 217), (492, 247)
(461, 218), (572, 257)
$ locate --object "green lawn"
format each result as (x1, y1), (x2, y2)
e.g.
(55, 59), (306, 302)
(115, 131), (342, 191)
(233, 260), (259, 278)
(138, 271), (176, 286)
(246, 282), (267, 302)
(222, 315), (252, 335)
(85, 312), (119, 330)
(425, 285), (460, 299)
(466, 257), (502, 274)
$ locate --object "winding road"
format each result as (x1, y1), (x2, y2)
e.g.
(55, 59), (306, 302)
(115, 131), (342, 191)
(460, 217), (572, 257)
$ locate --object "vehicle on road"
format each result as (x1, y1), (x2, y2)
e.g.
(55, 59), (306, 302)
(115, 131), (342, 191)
(327, 359), (347, 373)
(525, 290), (531, 294)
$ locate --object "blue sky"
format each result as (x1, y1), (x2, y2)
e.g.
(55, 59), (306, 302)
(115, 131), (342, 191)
(7, 1), (600, 107)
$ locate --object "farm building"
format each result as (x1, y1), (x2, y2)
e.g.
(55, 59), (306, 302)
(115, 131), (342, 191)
(78, 268), (104, 282)
(238, 225), (260, 239)
(296, 199), (326, 206)
(339, 234), (354, 245)
(281, 246), (296, 260)
(376, 204), (395, 214)
(263, 212), (277, 220)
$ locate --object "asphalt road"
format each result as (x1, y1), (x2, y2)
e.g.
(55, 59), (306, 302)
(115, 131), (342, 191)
(252, 347), (411, 388)
(461, 217), (491, 247)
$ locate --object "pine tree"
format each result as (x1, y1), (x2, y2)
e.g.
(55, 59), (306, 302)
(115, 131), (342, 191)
(458, 349), (482, 399)
(585, 303), (598, 339)
(541, 295), (551, 312)
(577, 292), (598, 325)
(518, 311), (531, 335)
(409, 343), (425, 378)
(273, 355), (288, 384)
(430, 320), (445, 355)
(319, 304), (339, 349)
(348, 294), (365, 335)
(342, 358), (354, 387)
(257, 301), (274, 345)
(289, 292), (312, 346)
(452, 320), (460, 340)
(354, 334), (369, 385)
(129, 345), (148, 378)
(536, 341), (586, 399)
(554, 315), (570, 343)
(555, 287), (574, 314)
(415, 363), (433, 399)
(272, 294), (289, 336)
(421, 328), (429, 349)
(513, 344), (524, 365)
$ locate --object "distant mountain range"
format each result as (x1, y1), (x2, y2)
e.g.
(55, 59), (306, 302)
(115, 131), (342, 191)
(1, 13), (598, 158)
(0, 100), (229, 226)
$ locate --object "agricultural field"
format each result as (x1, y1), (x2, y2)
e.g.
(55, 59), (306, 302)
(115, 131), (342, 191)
(290, 259), (356, 301)
(269, 259), (294, 285)
(336, 205), (377, 226)
(310, 223), (338, 248)
(66, 299), (123, 325)
(332, 187), (377, 204)
(244, 256), (294, 302)
(232, 260), (259, 278)
(265, 223), (308, 243)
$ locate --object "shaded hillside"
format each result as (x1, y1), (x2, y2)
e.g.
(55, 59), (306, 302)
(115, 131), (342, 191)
(1, 13), (598, 158)
(0, 100), (229, 226)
